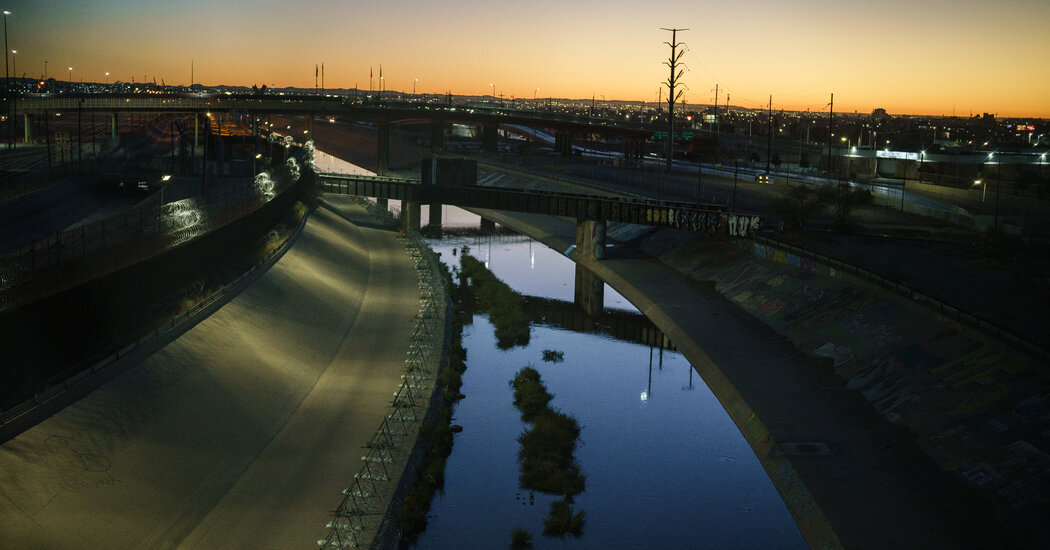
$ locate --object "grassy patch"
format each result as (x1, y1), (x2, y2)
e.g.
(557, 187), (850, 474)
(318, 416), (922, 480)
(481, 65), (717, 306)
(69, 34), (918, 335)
(458, 252), (530, 349)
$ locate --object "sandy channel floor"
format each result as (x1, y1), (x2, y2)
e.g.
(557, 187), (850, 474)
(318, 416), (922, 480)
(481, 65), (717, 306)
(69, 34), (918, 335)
(0, 195), (419, 549)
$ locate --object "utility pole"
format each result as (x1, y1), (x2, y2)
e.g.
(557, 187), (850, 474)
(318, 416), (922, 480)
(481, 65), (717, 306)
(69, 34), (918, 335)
(766, 95), (772, 174)
(660, 27), (688, 173)
(827, 92), (834, 176)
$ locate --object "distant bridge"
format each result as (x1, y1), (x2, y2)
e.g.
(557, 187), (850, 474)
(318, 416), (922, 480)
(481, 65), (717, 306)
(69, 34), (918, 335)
(9, 94), (652, 172)
(318, 172), (762, 239)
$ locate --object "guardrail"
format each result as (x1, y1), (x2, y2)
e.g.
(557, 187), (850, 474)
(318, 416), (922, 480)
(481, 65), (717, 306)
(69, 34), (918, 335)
(752, 234), (1049, 363)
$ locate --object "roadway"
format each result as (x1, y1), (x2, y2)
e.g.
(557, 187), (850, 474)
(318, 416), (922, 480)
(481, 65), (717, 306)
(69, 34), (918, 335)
(0, 196), (421, 548)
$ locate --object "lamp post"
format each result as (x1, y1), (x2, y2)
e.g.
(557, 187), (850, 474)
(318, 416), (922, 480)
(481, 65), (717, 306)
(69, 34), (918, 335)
(3, 10), (9, 93)
(413, 77), (417, 97)
(490, 82), (495, 101)
(105, 71), (109, 86)
(992, 151), (1001, 233)
(3, 10), (11, 150)
(840, 136), (847, 181)
(918, 150), (926, 185)
(10, 49), (14, 87)
(68, 66), (72, 89)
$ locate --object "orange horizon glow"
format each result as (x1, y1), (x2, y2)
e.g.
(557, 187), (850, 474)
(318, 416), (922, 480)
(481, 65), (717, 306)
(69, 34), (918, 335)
(5, 0), (1049, 118)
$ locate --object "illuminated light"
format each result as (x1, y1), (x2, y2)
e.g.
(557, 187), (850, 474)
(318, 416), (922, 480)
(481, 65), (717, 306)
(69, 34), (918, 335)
(161, 175), (171, 181)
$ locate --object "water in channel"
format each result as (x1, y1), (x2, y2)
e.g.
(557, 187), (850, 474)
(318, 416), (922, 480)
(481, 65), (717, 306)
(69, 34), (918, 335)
(412, 205), (807, 549)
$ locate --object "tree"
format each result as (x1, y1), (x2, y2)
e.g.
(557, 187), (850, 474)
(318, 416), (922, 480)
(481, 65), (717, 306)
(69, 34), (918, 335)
(768, 185), (828, 231)
(771, 152), (782, 167)
(818, 183), (873, 229)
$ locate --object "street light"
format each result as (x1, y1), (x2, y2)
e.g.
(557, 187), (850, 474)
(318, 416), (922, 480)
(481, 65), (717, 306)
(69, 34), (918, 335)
(68, 66), (72, 88)
(105, 71), (109, 85)
(413, 77), (417, 97)
(490, 82), (495, 99)
(3, 10), (10, 93)
(919, 150), (926, 184)
(534, 87), (539, 101)
(10, 49), (14, 89)
(3, 10), (10, 150)
(990, 151), (1001, 232)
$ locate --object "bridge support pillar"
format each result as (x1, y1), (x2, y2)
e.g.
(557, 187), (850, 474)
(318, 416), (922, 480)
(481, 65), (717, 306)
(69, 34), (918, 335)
(111, 113), (118, 145)
(431, 119), (445, 152)
(576, 218), (606, 260)
(482, 124), (498, 153)
(428, 203), (442, 234)
(574, 263), (604, 317)
(402, 201), (421, 234)
(24, 114), (32, 143)
(555, 131), (574, 155)
(377, 119), (390, 175)
(623, 139), (643, 166)
(480, 218), (496, 233)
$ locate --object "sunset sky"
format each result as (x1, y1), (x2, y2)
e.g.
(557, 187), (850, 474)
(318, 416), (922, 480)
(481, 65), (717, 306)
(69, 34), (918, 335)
(4, 0), (1049, 117)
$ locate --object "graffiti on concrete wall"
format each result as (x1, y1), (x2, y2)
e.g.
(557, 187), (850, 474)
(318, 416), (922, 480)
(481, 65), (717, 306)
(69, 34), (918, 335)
(646, 209), (761, 238)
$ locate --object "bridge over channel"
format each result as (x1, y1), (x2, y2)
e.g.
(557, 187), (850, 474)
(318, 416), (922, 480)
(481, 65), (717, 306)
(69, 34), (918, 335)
(317, 171), (762, 261)
(9, 94), (653, 174)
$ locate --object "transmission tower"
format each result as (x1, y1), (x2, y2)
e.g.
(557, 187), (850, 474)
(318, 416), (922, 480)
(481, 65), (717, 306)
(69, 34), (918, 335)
(661, 27), (688, 173)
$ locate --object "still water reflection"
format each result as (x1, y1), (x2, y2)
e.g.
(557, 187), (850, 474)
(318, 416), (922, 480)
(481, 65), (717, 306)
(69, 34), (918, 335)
(412, 207), (805, 549)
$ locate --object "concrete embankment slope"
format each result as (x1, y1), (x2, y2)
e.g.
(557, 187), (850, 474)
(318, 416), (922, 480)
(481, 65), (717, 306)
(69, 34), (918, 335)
(476, 208), (1009, 550)
(0, 196), (419, 549)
